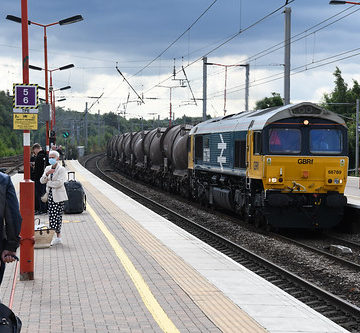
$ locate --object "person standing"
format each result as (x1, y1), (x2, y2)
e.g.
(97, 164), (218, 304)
(57, 145), (66, 167)
(40, 150), (68, 246)
(32, 143), (48, 214)
(0, 172), (22, 284)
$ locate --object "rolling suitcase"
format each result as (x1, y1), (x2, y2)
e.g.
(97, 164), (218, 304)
(64, 172), (86, 214)
(0, 256), (22, 332)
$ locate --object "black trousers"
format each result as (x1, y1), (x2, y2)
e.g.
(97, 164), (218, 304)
(35, 180), (47, 213)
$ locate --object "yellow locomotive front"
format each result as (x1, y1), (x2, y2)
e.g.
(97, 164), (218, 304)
(248, 113), (348, 229)
(263, 155), (347, 195)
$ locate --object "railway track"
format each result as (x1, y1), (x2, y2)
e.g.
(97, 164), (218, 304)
(0, 155), (23, 175)
(84, 153), (360, 332)
(273, 233), (360, 271)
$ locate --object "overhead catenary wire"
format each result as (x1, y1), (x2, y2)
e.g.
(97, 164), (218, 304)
(182, 66), (197, 106)
(143, 0), (295, 96)
(130, 0), (220, 78)
(209, 46), (360, 98)
(116, 64), (145, 104)
(189, 4), (360, 84)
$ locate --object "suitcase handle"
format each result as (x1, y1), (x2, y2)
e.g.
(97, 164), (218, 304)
(68, 171), (76, 181)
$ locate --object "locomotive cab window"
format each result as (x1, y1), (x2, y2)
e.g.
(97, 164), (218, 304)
(269, 128), (301, 154)
(253, 132), (261, 155)
(310, 129), (343, 154)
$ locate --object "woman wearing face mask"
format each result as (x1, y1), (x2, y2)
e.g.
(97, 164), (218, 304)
(40, 150), (68, 245)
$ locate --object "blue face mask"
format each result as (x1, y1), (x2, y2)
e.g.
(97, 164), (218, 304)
(49, 158), (57, 165)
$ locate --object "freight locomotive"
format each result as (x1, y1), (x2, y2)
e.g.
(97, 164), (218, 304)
(107, 102), (348, 229)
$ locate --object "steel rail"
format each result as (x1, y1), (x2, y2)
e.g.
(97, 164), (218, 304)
(274, 234), (360, 271)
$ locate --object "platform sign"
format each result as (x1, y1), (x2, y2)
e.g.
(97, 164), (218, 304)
(13, 83), (38, 109)
(13, 108), (39, 114)
(13, 114), (38, 130)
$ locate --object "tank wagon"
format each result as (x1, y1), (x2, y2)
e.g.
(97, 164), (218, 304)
(109, 124), (193, 190)
(108, 102), (348, 229)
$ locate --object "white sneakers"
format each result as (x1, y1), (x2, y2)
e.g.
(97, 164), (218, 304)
(51, 237), (62, 246)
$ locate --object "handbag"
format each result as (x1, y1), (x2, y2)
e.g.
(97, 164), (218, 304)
(41, 192), (48, 203)
(34, 218), (54, 249)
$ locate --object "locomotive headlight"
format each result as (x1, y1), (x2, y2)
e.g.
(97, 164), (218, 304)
(272, 178), (277, 183)
(334, 178), (340, 185)
(303, 120), (309, 125)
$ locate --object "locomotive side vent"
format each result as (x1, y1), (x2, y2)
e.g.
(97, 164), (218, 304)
(292, 105), (322, 115)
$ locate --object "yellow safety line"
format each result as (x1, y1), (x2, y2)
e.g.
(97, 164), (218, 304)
(87, 204), (180, 333)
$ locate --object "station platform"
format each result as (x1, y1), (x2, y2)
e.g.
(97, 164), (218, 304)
(345, 176), (360, 206)
(3, 160), (349, 333)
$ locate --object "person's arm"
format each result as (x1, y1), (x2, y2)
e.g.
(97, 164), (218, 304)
(2, 176), (22, 262)
(47, 167), (67, 188)
(40, 166), (49, 184)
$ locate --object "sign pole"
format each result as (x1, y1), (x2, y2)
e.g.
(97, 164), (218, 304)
(19, 0), (34, 281)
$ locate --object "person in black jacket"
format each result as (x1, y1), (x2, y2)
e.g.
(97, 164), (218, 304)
(0, 172), (22, 284)
(32, 143), (49, 214)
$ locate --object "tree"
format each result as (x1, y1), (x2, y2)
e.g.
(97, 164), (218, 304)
(322, 67), (356, 118)
(322, 67), (359, 169)
(255, 92), (284, 110)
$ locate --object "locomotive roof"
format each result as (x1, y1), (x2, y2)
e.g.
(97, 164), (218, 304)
(189, 102), (346, 135)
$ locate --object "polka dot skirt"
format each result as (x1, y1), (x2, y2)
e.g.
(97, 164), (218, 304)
(48, 188), (64, 234)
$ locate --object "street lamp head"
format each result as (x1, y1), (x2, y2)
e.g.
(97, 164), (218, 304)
(29, 65), (43, 71)
(59, 15), (83, 26)
(60, 86), (71, 91)
(329, 1), (347, 4)
(6, 15), (31, 24)
(59, 64), (74, 71)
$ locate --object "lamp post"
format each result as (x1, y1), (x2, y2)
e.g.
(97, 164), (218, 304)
(30, 64), (74, 132)
(6, 0), (35, 281)
(20, 0), (34, 281)
(6, 14), (83, 153)
(50, 85), (71, 133)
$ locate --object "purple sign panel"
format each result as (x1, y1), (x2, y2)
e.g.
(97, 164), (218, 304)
(14, 85), (38, 109)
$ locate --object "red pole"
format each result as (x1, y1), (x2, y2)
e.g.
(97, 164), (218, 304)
(53, 90), (56, 131)
(44, 27), (49, 153)
(20, 0), (35, 281)
(224, 66), (228, 116)
(50, 71), (53, 131)
(169, 88), (172, 127)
